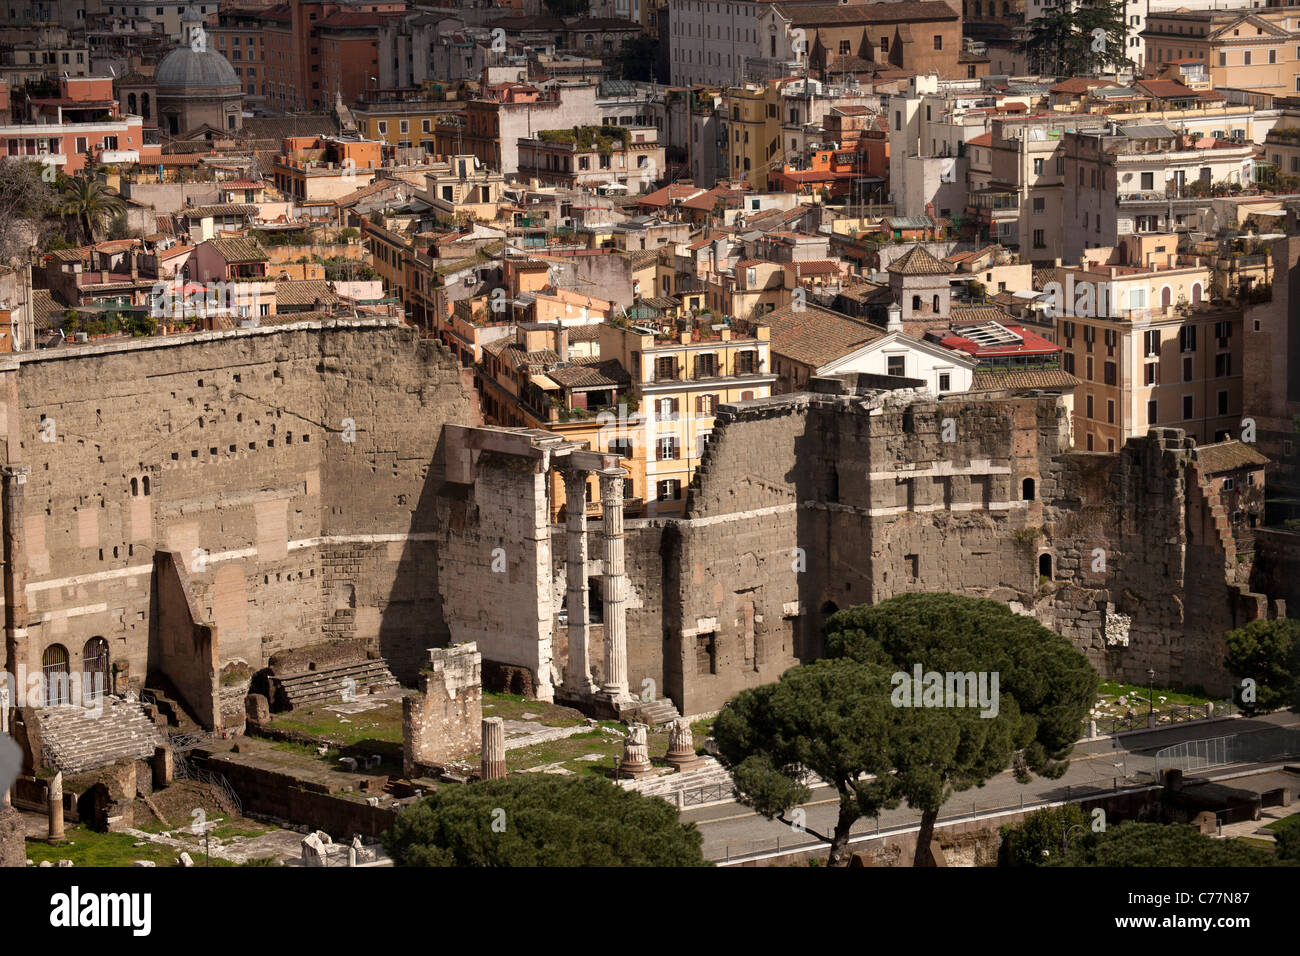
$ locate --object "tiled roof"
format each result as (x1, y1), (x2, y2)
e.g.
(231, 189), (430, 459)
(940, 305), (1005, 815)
(784, 259), (840, 276)
(950, 305), (1017, 324)
(275, 279), (338, 308)
(1194, 440), (1269, 474)
(970, 369), (1081, 391)
(782, 1), (957, 24)
(766, 302), (884, 370)
(30, 288), (62, 333)
(547, 358), (631, 389)
(185, 204), (257, 218)
(206, 237), (268, 262)
(566, 324), (603, 340)
(1032, 268), (1057, 288)
(887, 244), (951, 276)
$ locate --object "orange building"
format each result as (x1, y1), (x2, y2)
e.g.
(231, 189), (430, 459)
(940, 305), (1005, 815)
(770, 146), (870, 199)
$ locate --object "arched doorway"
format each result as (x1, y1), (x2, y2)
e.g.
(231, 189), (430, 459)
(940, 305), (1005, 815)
(1191, 283), (1202, 305)
(1038, 553), (1052, 580)
(42, 644), (70, 706)
(1022, 477), (1036, 501)
(83, 637), (110, 702)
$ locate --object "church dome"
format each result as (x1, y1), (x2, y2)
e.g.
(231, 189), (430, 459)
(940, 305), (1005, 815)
(155, 46), (239, 91)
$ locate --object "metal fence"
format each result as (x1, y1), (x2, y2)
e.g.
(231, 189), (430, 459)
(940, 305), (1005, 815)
(1154, 727), (1300, 776)
(1083, 699), (1236, 738)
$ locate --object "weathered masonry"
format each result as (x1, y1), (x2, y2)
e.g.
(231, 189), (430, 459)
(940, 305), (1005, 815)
(0, 324), (1283, 727)
(0, 320), (478, 730)
(443, 378), (1284, 714)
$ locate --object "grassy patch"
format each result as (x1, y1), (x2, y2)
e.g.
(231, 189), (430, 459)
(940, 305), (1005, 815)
(267, 697), (406, 746)
(1233, 837), (1277, 851)
(1093, 681), (1214, 722)
(26, 824), (233, 868)
(481, 692), (586, 727)
(1264, 812), (1300, 833)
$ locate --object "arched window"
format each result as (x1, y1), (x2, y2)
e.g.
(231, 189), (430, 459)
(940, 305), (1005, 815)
(42, 644), (70, 706)
(128, 92), (137, 114)
(1022, 477), (1035, 501)
(1160, 286), (1171, 308)
(142, 476), (150, 496)
(1191, 282), (1202, 304)
(141, 92), (150, 119)
(1038, 552), (1052, 579)
(932, 294), (940, 312)
(130, 477), (138, 496)
(83, 637), (110, 702)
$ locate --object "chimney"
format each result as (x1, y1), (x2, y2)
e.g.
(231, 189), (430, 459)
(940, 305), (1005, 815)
(555, 324), (569, 361)
(886, 303), (903, 332)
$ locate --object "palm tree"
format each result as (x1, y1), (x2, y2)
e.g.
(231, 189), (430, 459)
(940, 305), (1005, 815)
(59, 175), (125, 244)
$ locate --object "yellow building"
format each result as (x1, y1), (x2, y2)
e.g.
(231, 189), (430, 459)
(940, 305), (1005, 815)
(1144, 9), (1300, 95)
(726, 82), (782, 188)
(598, 317), (775, 517)
(353, 100), (450, 150)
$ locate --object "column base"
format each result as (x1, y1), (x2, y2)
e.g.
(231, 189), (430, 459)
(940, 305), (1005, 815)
(665, 751), (705, 772)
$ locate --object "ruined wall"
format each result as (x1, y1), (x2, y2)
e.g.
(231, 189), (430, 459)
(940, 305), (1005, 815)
(0, 320), (477, 705)
(641, 391), (1273, 712)
(151, 550), (219, 731)
(402, 642), (482, 775)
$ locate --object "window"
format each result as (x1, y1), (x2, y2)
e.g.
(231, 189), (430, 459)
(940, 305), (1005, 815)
(658, 479), (682, 501)
(1141, 172), (1154, 190)
(938, 373), (951, 392)
(1033, 229), (1045, 248)
(657, 397), (679, 420)
(1182, 356), (1193, 382)
(839, 40), (850, 54)
(1147, 399), (1157, 424)
(1063, 352), (1075, 374)
(1182, 394), (1193, 419)
(1107, 400), (1115, 424)
(1033, 197), (1045, 214)
(1034, 158), (1044, 174)
(1144, 329), (1159, 357)
(887, 355), (905, 376)
(736, 351), (757, 374)
(1215, 353), (1231, 377)
(696, 393), (718, 414)
(1104, 361), (1116, 385)
(881, 36), (889, 51)
(655, 356), (677, 380)
(657, 437), (680, 461)
(1179, 325), (1196, 352)
(1244, 51), (1252, 66)
(1217, 390), (1228, 415)
(933, 35), (942, 50)
(1086, 394), (1094, 419)
(1144, 363), (1157, 386)
(377, 121), (387, 134)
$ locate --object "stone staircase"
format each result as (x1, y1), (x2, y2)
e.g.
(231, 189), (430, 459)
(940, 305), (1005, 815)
(628, 697), (681, 728)
(37, 699), (165, 774)
(620, 756), (734, 804)
(142, 685), (201, 734)
(271, 658), (398, 711)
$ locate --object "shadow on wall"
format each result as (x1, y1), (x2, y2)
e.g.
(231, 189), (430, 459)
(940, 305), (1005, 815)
(374, 426), (457, 685)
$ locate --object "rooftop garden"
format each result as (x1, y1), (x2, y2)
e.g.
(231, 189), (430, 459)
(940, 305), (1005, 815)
(537, 125), (632, 155)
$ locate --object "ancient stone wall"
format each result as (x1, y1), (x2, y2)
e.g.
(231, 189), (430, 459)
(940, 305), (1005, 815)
(402, 642), (482, 775)
(0, 321), (477, 708)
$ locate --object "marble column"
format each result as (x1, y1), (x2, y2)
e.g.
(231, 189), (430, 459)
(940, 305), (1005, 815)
(665, 717), (704, 771)
(562, 469), (595, 695)
(598, 470), (629, 701)
(47, 771), (64, 842)
(481, 717), (506, 781)
(620, 722), (652, 776)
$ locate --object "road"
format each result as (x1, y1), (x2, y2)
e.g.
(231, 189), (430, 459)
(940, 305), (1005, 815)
(684, 711), (1300, 863)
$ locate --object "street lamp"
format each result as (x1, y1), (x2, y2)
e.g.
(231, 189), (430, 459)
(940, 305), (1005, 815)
(1147, 668), (1156, 727)
(1061, 822), (1085, 854)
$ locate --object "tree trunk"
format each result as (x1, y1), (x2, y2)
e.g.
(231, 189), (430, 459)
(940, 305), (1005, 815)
(913, 807), (939, 866)
(826, 805), (858, 867)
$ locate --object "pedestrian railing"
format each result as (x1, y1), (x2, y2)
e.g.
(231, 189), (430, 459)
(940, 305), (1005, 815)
(1153, 727), (1300, 776)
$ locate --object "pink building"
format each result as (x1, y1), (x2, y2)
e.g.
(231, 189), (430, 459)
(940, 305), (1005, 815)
(0, 76), (161, 175)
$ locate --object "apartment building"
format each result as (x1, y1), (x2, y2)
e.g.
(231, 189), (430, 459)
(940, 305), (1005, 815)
(0, 76), (157, 174)
(1062, 123), (1256, 263)
(1143, 7), (1300, 95)
(517, 126), (665, 196)
(1048, 234), (1240, 452)
(599, 317), (773, 516)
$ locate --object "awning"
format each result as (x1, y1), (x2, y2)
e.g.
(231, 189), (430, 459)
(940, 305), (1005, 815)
(531, 374), (561, 390)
